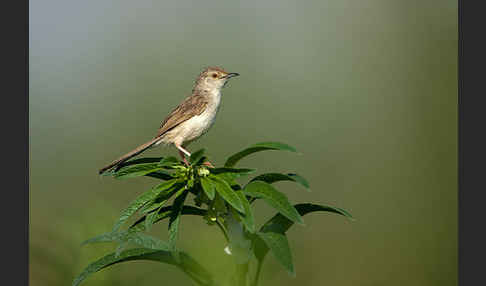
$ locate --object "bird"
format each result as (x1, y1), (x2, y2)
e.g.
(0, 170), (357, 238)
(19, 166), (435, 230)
(98, 66), (239, 174)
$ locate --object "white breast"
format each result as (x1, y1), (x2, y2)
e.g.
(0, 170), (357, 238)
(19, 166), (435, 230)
(164, 90), (222, 146)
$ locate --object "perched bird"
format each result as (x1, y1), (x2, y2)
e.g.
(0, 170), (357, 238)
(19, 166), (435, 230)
(98, 66), (239, 174)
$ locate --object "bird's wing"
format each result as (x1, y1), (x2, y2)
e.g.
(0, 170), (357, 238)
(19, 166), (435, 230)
(155, 93), (208, 138)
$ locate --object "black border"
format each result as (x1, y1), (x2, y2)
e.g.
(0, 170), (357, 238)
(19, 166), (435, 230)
(4, 0), (28, 285)
(458, 0), (486, 285)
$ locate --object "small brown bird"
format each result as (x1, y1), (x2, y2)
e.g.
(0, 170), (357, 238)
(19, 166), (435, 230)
(98, 66), (239, 174)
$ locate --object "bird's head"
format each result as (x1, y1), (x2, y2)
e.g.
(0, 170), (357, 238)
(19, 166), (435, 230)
(194, 66), (239, 91)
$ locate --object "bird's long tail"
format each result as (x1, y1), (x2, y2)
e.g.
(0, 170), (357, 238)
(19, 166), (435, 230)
(98, 137), (162, 174)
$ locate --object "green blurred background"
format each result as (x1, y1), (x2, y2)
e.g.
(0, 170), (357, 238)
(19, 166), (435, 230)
(29, 0), (457, 285)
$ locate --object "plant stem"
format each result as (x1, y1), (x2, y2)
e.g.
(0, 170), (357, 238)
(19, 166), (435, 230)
(251, 261), (263, 286)
(215, 218), (229, 242)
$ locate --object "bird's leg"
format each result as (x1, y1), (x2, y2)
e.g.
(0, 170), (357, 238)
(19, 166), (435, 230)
(175, 144), (214, 168)
(176, 144), (191, 166)
(178, 150), (190, 166)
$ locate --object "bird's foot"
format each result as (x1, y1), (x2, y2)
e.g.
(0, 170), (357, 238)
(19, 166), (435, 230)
(182, 157), (190, 167)
(202, 161), (215, 168)
(178, 148), (191, 167)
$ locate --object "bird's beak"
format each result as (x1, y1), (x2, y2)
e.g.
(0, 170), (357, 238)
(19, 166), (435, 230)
(224, 72), (240, 79)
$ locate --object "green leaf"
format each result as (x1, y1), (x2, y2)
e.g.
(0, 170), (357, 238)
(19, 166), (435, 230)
(116, 157), (163, 168)
(225, 211), (253, 264)
(200, 177), (216, 200)
(212, 193), (227, 214)
(139, 181), (183, 215)
(125, 233), (170, 250)
(115, 242), (128, 257)
(250, 173), (310, 191)
(130, 206), (206, 232)
(190, 148), (206, 164)
(287, 173), (310, 189)
(83, 231), (170, 251)
(72, 248), (214, 286)
(159, 156), (181, 168)
(210, 168), (256, 177)
(216, 173), (241, 190)
(124, 157), (163, 164)
(113, 163), (164, 179)
(252, 203), (353, 277)
(261, 203), (353, 234)
(257, 232), (295, 276)
(145, 207), (160, 231)
(209, 168), (255, 192)
(224, 142), (298, 168)
(142, 183), (187, 228)
(112, 179), (178, 232)
(100, 157), (165, 177)
(243, 181), (304, 225)
(235, 191), (255, 233)
(144, 171), (173, 180)
(140, 199), (165, 215)
(82, 232), (124, 245)
(209, 175), (245, 213)
(168, 189), (189, 251)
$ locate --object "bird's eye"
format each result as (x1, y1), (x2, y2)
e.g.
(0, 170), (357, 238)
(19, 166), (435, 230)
(212, 73), (218, 78)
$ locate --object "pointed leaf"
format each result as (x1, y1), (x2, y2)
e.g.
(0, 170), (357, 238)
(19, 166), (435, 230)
(212, 193), (227, 214)
(83, 230), (171, 251)
(158, 156), (181, 168)
(226, 211), (253, 264)
(117, 157), (164, 167)
(145, 208), (160, 231)
(210, 168), (256, 177)
(140, 199), (166, 215)
(257, 232), (295, 276)
(243, 181), (303, 225)
(250, 173), (310, 191)
(141, 183), (185, 228)
(112, 179), (178, 231)
(216, 173), (241, 190)
(287, 173), (310, 189)
(82, 231), (125, 245)
(224, 142), (297, 168)
(113, 163), (163, 179)
(200, 177), (216, 200)
(83, 230), (146, 248)
(125, 233), (170, 250)
(139, 181), (183, 215)
(235, 191), (255, 233)
(115, 242), (128, 257)
(130, 205), (206, 232)
(72, 248), (214, 286)
(144, 171), (173, 180)
(253, 203), (353, 275)
(100, 157), (163, 177)
(168, 189), (189, 250)
(209, 168), (255, 191)
(209, 175), (244, 213)
(261, 203), (353, 234)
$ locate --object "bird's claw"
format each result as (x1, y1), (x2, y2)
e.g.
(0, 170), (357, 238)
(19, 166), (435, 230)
(202, 161), (215, 168)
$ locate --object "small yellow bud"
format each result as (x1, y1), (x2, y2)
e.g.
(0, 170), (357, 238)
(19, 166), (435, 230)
(198, 167), (210, 177)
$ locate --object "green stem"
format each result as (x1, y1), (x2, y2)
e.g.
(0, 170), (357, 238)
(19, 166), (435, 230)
(251, 261), (263, 286)
(224, 209), (251, 286)
(215, 218), (230, 242)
